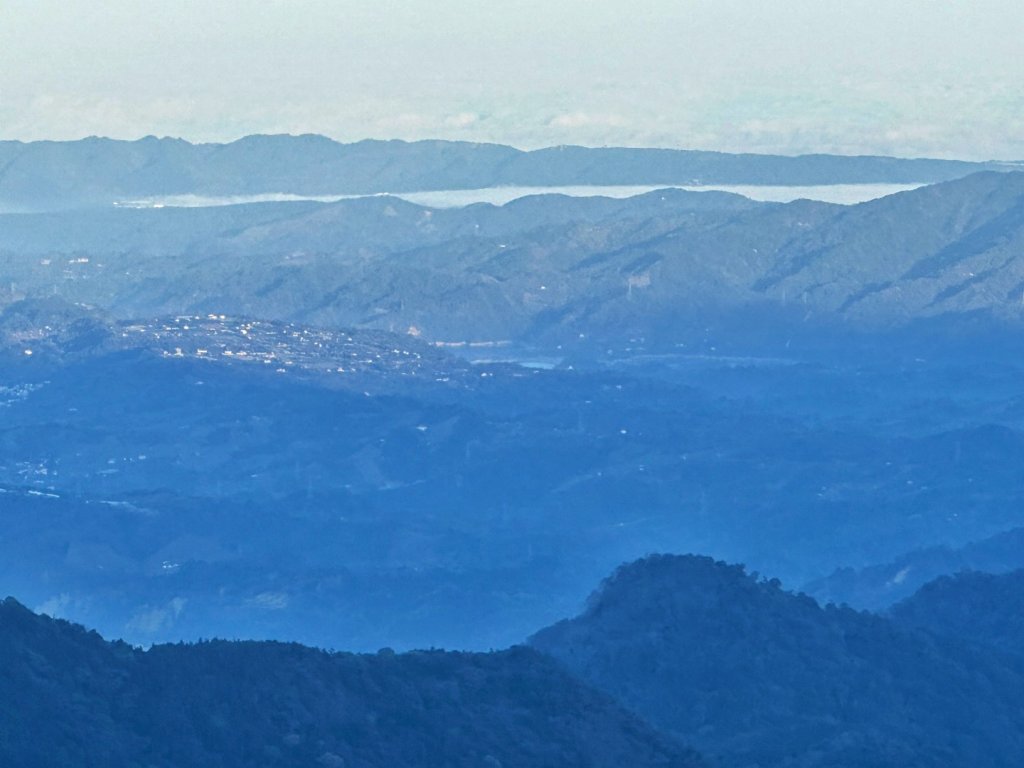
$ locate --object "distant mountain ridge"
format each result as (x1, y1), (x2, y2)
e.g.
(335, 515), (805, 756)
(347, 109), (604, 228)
(0, 133), (1006, 211)
(804, 526), (1024, 610)
(4, 172), (1024, 345)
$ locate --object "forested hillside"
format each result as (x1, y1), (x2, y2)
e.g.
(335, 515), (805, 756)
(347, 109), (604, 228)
(890, 569), (1024, 656)
(0, 597), (701, 768)
(530, 555), (1024, 768)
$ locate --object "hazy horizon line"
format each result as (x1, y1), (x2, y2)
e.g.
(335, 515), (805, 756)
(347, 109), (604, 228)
(3, 132), (1019, 164)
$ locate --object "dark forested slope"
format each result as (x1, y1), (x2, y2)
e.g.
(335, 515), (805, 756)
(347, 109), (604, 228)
(529, 554), (1024, 768)
(890, 568), (1024, 657)
(0, 597), (701, 768)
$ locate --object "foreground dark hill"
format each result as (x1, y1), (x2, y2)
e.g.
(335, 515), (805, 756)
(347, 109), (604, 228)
(529, 555), (1024, 768)
(890, 569), (1024, 656)
(0, 597), (701, 768)
(0, 134), (998, 211)
(3, 172), (1024, 346)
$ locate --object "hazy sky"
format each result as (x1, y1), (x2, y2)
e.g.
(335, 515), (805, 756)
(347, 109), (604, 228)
(2, 0), (1022, 159)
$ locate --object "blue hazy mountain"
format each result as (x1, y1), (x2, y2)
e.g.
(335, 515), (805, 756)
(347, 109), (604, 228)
(804, 526), (1024, 610)
(529, 554), (1024, 768)
(3, 172), (1024, 347)
(890, 568), (1024, 656)
(0, 133), (1001, 211)
(0, 597), (702, 768)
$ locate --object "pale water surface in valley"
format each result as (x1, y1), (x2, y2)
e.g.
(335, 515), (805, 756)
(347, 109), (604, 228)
(116, 182), (925, 210)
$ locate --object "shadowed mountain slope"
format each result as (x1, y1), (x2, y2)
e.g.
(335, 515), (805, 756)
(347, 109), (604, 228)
(0, 597), (702, 768)
(890, 568), (1024, 657)
(529, 554), (1024, 768)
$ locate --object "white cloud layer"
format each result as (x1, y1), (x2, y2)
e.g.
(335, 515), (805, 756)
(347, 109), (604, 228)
(1, 1), (1022, 160)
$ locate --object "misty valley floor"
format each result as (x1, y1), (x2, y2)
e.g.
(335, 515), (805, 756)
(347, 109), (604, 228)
(3, 304), (1024, 652)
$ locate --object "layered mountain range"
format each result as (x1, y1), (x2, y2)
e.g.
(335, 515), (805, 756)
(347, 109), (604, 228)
(5, 137), (1024, 766)
(7, 552), (1024, 768)
(2, 171), (1024, 348)
(806, 525), (1024, 609)
(0, 134), (1007, 211)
